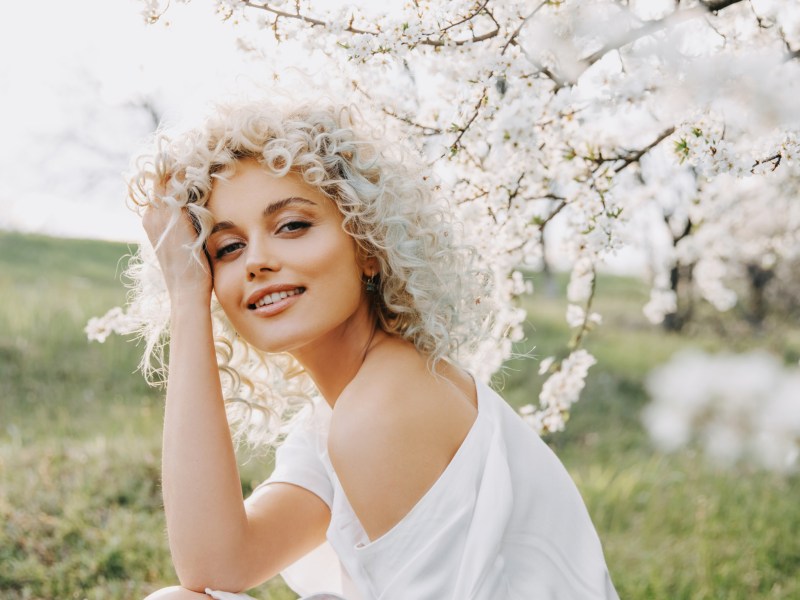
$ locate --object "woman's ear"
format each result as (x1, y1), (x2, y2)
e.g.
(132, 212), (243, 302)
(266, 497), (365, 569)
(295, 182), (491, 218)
(361, 255), (379, 278)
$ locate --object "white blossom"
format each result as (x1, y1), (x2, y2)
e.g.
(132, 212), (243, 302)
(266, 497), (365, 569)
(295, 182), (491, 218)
(84, 307), (137, 343)
(128, 0), (800, 430)
(567, 256), (595, 303)
(566, 304), (586, 328)
(520, 349), (597, 435)
(643, 287), (678, 325)
(538, 356), (555, 376)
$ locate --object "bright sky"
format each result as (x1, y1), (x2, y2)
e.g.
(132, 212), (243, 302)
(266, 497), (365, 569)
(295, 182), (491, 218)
(0, 0), (645, 273)
(0, 0), (277, 243)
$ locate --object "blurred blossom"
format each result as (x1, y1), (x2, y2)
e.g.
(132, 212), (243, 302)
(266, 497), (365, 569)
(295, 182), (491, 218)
(520, 349), (597, 435)
(84, 307), (134, 343)
(566, 304), (586, 328)
(642, 287), (677, 325)
(643, 350), (800, 473)
(567, 256), (594, 303)
(538, 356), (556, 375)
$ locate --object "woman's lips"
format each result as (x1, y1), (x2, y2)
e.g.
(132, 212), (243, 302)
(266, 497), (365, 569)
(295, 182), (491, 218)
(251, 287), (305, 309)
(249, 287), (305, 317)
(246, 285), (306, 308)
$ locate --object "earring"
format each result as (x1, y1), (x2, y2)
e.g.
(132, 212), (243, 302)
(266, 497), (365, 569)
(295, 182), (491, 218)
(365, 274), (378, 293)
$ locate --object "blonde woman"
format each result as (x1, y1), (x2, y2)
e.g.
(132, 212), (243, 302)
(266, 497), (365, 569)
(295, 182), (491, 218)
(130, 100), (618, 600)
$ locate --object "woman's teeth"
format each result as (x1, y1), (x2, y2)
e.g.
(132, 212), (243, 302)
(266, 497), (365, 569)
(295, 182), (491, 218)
(254, 288), (303, 308)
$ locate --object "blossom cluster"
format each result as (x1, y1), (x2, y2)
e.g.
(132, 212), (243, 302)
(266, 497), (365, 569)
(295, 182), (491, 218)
(85, 307), (136, 344)
(643, 350), (800, 474)
(135, 0), (800, 432)
(520, 349), (597, 434)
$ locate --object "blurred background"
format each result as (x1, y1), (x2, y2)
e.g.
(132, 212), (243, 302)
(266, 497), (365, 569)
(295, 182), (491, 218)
(1, 1), (799, 598)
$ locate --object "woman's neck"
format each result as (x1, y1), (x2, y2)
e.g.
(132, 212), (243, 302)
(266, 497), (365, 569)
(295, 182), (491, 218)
(290, 307), (387, 408)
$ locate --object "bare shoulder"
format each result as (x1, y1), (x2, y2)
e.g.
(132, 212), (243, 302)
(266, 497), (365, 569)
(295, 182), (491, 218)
(327, 337), (478, 542)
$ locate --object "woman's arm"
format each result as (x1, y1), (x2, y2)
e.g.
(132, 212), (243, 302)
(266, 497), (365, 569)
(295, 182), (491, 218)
(144, 203), (329, 592)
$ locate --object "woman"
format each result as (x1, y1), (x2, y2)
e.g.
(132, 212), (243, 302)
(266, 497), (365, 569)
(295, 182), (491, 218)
(130, 99), (618, 600)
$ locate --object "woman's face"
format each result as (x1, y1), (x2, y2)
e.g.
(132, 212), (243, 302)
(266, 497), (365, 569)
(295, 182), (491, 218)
(205, 159), (372, 355)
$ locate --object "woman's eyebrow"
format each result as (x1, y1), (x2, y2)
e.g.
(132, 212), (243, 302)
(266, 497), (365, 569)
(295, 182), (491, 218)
(263, 196), (317, 216)
(210, 220), (235, 236)
(209, 197), (317, 235)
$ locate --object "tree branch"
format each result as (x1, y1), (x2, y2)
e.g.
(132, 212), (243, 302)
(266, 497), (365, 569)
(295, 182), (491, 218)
(582, 8), (703, 67)
(446, 89), (487, 157)
(242, 1), (354, 31)
(433, 0), (490, 36)
(613, 127), (676, 173)
(351, 80), (443, 136)
(580, 0), (746, 71)
(384, 109), (443, 136)
(751, 153), (781, 173)
(538, 199), (568, 232)
(505, 173), (526, 209)
(501, 1), (547, 56)
(575, 127), (676, 174)
(456, 188), (489, 205)
(568, 269), (598, 351)
(700, 0), (747, 12)
(242, 1), (500, 47)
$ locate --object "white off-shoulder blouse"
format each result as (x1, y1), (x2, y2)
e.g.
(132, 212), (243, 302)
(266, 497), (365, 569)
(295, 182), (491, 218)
(210, 379), (619, 600)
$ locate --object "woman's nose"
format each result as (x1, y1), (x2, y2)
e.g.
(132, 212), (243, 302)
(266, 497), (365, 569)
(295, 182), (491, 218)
(245, 242), (281, 281)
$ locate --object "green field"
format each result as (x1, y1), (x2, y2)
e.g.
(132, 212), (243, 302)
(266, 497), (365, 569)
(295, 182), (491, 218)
(1, 231), (798, 599)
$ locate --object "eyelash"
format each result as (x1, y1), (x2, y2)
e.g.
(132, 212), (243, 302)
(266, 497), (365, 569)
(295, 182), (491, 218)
(215, 242), (245, 259)
(213, 221), (312, 259)
(278, 220), (311, 233)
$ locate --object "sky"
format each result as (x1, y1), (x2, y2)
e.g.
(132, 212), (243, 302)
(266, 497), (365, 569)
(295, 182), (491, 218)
(0, 0), (276, 243)
(0, 0), (645, 273)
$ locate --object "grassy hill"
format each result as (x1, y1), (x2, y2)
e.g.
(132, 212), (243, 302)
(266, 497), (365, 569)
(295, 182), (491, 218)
(1, 231), (798, 599)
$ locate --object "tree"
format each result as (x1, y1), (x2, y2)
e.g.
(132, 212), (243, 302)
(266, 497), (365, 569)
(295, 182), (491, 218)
(138, 0), (800, 433)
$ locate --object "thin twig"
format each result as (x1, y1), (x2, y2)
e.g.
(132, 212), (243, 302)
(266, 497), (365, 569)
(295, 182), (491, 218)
(446, 90), (487, 157)
(519, 45), (567, 89)
(701, 0), (747, 11)
(751, 153), (782, 173)
(613, 127), (676, 173)
(351, 80), (442, 135)
(575, 1), (746, 76)
(538, 200), (568, 232)
(456, 188), (489, 205)
(582, 8), (703, 67)
(434, 0), (490, 36)
(506, 173), (527, 209)
(384, 110), (443, 135)
(501, 1), (548, 56)
(242, 1), (500, 47)
(569, 270), (597, 351)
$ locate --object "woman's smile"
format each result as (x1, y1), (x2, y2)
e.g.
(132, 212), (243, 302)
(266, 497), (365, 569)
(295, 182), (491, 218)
(248, 285), (306, 315)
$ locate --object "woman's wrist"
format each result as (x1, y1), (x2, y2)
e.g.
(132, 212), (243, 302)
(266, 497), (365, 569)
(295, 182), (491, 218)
(169, 290), (214, 323)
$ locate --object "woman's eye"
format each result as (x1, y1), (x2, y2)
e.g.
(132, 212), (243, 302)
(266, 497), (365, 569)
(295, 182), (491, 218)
(215, 241), (245, 259)
(279, 220), (311, 233)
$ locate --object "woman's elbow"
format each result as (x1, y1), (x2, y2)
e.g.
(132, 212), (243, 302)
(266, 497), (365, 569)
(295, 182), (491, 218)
(173, 558), (249, 595)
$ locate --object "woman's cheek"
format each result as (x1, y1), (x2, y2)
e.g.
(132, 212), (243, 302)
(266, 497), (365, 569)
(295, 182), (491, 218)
(213, 271), (237, 310)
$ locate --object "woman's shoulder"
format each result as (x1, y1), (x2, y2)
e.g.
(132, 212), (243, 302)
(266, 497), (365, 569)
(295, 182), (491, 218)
(326, 336), (479, 541)
(331, 338), (430, 436)
(333, 336), (475, 428)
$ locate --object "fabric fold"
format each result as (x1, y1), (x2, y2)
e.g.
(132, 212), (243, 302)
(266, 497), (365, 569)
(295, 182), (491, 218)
(255, 379), (618, 600)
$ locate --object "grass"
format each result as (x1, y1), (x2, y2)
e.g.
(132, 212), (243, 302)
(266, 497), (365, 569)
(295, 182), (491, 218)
(1, 230), (798, 599)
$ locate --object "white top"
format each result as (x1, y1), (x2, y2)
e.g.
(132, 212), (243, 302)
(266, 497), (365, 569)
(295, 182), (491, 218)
(254, 379), (619, 600)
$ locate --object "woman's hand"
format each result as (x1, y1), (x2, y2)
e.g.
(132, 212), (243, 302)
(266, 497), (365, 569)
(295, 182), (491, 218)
(143, 199), (212, 305)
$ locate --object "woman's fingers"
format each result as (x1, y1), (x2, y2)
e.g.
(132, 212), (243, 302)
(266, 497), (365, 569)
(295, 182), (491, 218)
(143, 201), (212, 300)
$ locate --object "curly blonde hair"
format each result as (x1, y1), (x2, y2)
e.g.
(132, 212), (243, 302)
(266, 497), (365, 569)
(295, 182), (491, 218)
(122, 99), (494, 447)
